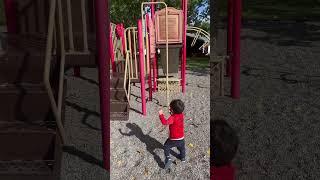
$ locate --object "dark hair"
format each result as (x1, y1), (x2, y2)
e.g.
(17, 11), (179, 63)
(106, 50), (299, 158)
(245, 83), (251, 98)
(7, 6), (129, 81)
(169, 99), (185, 114)
(211, 119), (239, 167)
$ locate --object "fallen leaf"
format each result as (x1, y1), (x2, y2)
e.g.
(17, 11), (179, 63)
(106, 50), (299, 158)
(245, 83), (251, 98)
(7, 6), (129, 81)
(188, 143), (194, 148)
(207, 148), (210, 155)
(117, 160), (122, 166)
(144, 167), (149, 176)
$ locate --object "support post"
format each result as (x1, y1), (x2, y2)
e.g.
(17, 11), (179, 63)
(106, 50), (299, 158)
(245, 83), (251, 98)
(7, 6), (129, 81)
(182, 0), (187, 93)
(226, 0), (234, 77)
(4, 0), (17, 33)
(138, 19), (147, 115)
(151, 0), (158, 92)
(146, 15), (153, 101)
(94, 0), (110, 171)
(231, 0), (242, 99)
(73, 67), (80, 77)
(110, 25), (116, 72)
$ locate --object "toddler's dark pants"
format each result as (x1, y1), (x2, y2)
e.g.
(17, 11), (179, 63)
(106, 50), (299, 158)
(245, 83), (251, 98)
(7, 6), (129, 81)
(164, 138), (186, 159)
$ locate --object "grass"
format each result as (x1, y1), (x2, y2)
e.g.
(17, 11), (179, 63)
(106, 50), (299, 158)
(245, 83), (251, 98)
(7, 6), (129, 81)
(219, 0), (320, 20)
(186, 57), (210, 70)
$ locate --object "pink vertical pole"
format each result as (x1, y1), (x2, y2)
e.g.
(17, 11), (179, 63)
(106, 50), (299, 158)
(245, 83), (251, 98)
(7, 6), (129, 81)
(226, 0), (234, 77)
(231, 0), (242, 99)
(4, 0), (17, 33)
(73, 67), (80, 77)
(109, 25), (116, 72)
(151, 0), (158, 92)
(182, 0), (187, 93)
(120, 24), (126, 56)
(151, 0), (157, 92)
(138, 19), (147, 115)
(94, 0), (110, 171)
(146, 15), (153, 101)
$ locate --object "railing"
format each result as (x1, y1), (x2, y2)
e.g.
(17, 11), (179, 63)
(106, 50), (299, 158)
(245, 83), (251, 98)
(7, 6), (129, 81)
(44, 0), (66, 144)
(124, 27), (139, 80)
(123, 51), (131, 104)
(187, 26), (210, 55)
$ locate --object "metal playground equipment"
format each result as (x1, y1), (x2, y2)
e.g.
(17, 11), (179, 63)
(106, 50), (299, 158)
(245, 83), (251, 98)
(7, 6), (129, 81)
(109, 0), (211, 116)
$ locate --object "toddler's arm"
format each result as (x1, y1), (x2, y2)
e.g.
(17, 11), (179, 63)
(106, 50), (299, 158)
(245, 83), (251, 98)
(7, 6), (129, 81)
(158, 109), (174, 125)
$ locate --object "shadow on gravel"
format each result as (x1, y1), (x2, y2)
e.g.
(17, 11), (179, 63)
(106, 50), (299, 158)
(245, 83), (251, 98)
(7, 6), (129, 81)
(65, 101), (101, 131)
(63, 146), (104, 168)
(241, 21), (320, 47)
(119, 123), (180, 169)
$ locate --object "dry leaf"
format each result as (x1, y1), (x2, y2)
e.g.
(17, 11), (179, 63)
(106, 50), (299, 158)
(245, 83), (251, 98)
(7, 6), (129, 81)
(207, 149), (210, 155)
(144, 167), (149, 176)
(117, 160), (122, 166)
(188, 143), (194, 148)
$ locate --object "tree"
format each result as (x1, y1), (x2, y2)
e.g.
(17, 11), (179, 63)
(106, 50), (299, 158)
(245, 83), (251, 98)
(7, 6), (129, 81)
(110, 0), (210, 32)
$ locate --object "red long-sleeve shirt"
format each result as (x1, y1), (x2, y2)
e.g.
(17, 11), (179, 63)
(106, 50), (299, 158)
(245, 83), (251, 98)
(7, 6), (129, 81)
(159, 113), (184, 140)
(210, 164), (236, 180)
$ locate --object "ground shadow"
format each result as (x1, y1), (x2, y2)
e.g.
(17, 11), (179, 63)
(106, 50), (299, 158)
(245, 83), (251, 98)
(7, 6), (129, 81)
(119, 123), (179, 169)
(65, 101), (101, 131)
(63, 146), (104, 168)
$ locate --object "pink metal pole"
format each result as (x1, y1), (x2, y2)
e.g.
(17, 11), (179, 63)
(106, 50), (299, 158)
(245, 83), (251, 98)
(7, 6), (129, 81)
(73, 67), (80, 77)
(182, 0), (187, 93)
(138, 19), (147, 115)
(4, 0), (17, 33)
(146, 15), (153, 101)
(94, 0), (110, 171)
(231, 0), (242, 99)
(151, 0), (157, 92)
(109, 25), (116, 72)
(226, 0), (234, 77)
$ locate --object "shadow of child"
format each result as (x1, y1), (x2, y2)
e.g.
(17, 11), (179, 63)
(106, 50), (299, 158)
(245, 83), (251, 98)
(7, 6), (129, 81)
(119, 123), (181, 169)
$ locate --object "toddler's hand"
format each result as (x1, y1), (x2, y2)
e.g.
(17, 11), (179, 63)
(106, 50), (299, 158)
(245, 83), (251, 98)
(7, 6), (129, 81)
(158, 109), (163, 115)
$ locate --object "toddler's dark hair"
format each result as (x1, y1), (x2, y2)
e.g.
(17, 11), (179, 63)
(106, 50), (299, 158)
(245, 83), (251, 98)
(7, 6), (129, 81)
(211, 119), (239, 167)
(169, 99), (184, 114)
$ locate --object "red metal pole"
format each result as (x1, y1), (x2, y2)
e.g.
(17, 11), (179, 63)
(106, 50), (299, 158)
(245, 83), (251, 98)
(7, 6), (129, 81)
(73, 67), (80, 77)
(109, 25), (116, 72)
(4, 0), (17, 33)
(146, 14), (152, 101)
(94, 0), (110, 171)
(226, 0), (234, 77)
(231, 0), (242, 99)
(138, 19), (147, 115)
(151, 0), (157, 92)
(182, 0), (187, 93)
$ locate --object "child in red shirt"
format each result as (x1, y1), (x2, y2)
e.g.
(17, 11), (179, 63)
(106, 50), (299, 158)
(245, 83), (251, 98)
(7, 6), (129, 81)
(211, 119), (239, 180)
(158, 99), (185, 170)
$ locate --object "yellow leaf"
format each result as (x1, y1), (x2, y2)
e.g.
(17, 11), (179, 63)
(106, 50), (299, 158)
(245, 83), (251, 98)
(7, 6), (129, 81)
(144, 167), (149, 176)
(207, 149), (210, 155)
(117, 160), (122, 166)
(188, 143), (194, 148)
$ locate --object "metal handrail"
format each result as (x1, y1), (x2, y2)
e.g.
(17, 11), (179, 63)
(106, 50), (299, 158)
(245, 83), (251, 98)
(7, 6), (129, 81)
(44, 0), (66, 145)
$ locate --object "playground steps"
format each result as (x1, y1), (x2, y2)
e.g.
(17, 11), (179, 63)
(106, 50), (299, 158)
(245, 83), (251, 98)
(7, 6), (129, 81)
(110, 73), (129, 121)
(0, 34), (63, 179)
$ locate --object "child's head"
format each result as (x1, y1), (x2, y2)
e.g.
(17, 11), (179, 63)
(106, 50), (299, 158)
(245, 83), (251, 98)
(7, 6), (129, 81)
(211, 119), (239, 167)
(169, 99), (185, 114)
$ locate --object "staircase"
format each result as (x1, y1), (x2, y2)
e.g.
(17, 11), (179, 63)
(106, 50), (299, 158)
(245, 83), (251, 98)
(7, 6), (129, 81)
(0, 28), (63, 180)
(110, 61), (130, 121)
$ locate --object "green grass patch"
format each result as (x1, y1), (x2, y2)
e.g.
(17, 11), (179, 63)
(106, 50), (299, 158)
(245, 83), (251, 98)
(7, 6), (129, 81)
(219, 0), (320, 20)
(187, 57), (210, 70)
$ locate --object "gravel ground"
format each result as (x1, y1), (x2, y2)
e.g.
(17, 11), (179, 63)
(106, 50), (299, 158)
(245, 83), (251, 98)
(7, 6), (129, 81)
(110, 69), (210, 180)
(61, 67), (210, 180)
(212, 21), (320, 180)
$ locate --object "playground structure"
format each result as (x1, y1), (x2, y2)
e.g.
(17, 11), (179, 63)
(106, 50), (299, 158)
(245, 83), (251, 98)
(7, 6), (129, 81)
(109, 1), (211, 116)
(0, 0), (241, 178)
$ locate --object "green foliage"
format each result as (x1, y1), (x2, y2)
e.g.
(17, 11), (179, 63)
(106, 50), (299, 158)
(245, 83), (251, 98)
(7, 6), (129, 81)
(110, 0), (210, 32)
